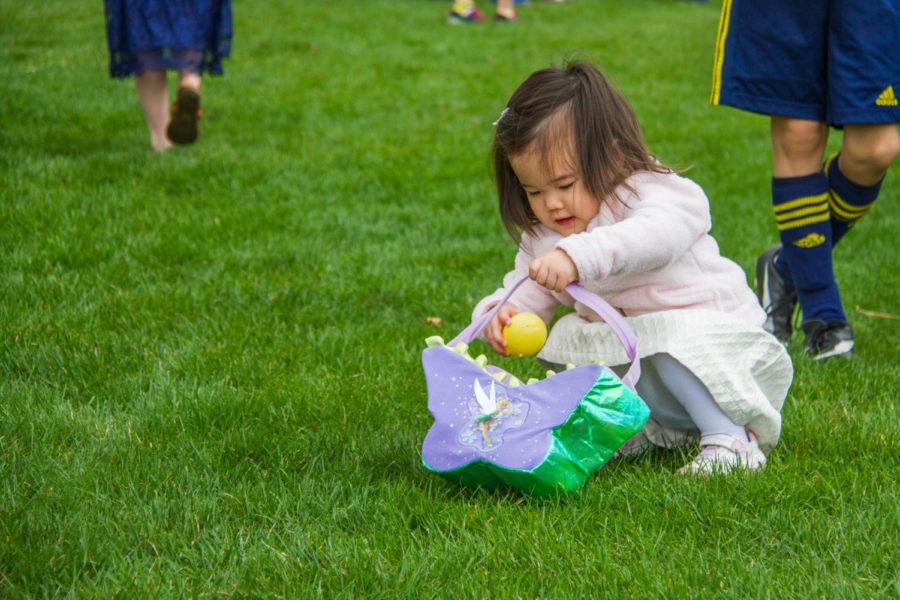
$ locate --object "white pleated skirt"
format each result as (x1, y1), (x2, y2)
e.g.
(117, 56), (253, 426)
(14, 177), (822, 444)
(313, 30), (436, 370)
(537, 309), (794, 451)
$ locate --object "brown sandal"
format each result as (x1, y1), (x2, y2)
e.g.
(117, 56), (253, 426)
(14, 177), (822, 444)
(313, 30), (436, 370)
(166, 87), (202, 145)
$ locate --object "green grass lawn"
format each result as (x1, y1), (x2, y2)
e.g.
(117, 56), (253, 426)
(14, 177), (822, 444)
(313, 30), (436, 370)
(1, 0), (898, 597)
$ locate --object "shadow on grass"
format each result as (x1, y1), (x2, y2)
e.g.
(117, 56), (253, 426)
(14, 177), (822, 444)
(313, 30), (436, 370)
(360, 430), (697, 506)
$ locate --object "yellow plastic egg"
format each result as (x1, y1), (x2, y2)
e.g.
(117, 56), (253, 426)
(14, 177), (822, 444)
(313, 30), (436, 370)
(502, 312), (548, 357)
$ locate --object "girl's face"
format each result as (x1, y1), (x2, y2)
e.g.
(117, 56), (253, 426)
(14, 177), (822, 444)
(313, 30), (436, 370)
(509, 148), (600, 236)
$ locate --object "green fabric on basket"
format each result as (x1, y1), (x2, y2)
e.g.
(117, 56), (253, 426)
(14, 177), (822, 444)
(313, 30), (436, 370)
(425, 369), (649, 497)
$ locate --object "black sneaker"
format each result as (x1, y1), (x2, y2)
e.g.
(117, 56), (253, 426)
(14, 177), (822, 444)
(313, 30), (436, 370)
(756, 245), (797, 343)
(802, 320), (854, 360)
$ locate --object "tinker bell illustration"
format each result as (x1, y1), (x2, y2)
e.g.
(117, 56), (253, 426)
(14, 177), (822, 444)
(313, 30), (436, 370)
(458, 378), (528, 451)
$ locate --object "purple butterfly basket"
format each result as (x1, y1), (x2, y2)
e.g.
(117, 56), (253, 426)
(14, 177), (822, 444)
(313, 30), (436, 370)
(421, 277), (650, 497)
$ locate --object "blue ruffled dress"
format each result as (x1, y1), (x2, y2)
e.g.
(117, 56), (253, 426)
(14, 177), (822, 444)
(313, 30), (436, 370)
(104, 0), (232, 78)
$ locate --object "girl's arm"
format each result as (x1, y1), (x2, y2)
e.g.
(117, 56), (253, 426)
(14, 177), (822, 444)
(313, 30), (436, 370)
(474, 251), (559, 355)
(556, 175), (712, 281)
(473, 238), (560, 324)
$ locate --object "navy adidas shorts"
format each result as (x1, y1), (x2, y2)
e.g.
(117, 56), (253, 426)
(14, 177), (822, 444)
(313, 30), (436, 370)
(711, 0), (900, 126)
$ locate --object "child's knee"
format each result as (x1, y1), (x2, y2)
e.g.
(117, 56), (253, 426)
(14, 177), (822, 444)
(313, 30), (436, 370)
(844, 128), (900, 173)
(772, 118), (829, 160)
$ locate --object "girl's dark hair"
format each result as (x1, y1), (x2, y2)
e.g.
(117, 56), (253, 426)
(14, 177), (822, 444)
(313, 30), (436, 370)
(492, 60), (669, 242)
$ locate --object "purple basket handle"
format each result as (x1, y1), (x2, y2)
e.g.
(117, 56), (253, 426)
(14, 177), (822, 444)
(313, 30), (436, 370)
(449, 276), (641, 390)
(450, 276), (530, 348)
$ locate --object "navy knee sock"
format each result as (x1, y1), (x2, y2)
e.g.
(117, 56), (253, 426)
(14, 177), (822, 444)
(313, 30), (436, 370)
(775, 155), (884, 291)
(771, 172), (845, 323)
(825, 153), (882, 246)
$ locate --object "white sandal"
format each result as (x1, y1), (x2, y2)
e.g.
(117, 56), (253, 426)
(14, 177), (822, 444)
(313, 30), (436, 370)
(677, 431), (766, 475)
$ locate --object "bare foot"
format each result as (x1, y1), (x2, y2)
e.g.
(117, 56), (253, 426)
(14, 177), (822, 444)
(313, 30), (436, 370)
(150, 134), (174, 153)
(178, 71), (202, 93)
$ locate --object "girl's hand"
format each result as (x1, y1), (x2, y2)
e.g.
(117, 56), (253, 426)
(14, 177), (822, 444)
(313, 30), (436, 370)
(529, 249), (578, 293)
(485, 303), (520, 355)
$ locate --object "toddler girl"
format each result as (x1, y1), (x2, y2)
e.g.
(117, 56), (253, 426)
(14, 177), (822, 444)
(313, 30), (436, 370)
(474, 61), (793, 475)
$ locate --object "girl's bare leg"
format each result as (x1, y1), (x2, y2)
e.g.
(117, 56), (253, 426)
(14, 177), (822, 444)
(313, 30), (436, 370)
(135, 70), (172, 152)
(178, 71), (201, 93)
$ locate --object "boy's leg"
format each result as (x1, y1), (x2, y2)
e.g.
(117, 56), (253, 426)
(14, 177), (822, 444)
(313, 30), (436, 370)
(711, 1), (836, 345)
(768, 117), (853, 359)
(772, 118), (830, 179)
(826, 1), (900, 243)
(827, 124), (900, 245)
(764, 123), (899, 335)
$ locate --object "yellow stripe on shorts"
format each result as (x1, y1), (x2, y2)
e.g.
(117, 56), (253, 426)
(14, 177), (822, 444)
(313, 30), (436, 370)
(710, 0), (734, 105)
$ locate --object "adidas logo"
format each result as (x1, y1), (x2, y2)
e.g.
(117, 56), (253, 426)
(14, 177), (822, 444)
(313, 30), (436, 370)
(793, 233), (826, 248)
(876, 85), (898, 107)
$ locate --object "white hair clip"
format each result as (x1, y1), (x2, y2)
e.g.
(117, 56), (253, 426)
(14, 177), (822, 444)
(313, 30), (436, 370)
(492, 107), (509, 127)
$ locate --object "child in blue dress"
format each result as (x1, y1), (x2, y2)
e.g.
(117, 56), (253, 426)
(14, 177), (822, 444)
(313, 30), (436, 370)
(104, 0), (232, 151)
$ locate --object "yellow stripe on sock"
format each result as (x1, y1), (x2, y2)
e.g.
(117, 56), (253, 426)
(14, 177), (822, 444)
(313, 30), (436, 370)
(710, 0), (733, 105)
(828, 189), (875, 216)
(773, 192), (829, 214)
(828, 192), (874, 221)
(775, 202), (830, 223)
(776, 210), (831, 231)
